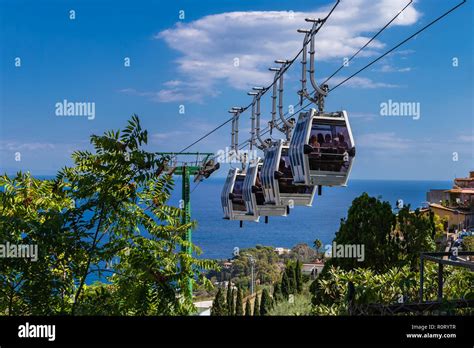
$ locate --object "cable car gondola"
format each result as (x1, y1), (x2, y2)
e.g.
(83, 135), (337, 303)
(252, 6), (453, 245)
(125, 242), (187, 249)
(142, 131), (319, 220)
(261, 139), (316, 207)
(222, 167), (260, 222)
(244, 158), (288, 220)
(221, 106), (260, 222)
(289, 108), (355, 187)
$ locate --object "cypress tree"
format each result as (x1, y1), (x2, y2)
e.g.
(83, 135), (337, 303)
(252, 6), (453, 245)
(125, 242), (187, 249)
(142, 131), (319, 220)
(295, 259), (303, 293)
(260, 288), (271, 316)
(229, 288), (235, 316)
(235, 287), (244, 316)
(245, 299), (252, 316)
(281, 272), (290, 300)
(287, 263), (297, 294)
(253, 294), (260, 316)
(211, 288), (227, 316)
(273, 282), (283, 303)
(226, 282), (233, 315)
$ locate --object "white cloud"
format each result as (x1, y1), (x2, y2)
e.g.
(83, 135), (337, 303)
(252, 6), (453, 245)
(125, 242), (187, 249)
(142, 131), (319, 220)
(328, 76), (400, 89)
(349, 111), (378, 121)
(0, 141), (56, 151)
(375, 64), (412, 73)
(357, 132), (413, 151)
(458, 134), (474, 143)
(357, 132), (474, 158)
(138, 0), (420, 103)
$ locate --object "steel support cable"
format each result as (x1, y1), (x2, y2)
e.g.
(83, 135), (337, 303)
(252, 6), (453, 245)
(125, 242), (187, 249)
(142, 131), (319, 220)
(177, 0), (409, 157)
(176, 0), (465, 171)
(328, 0), (466, 92)
(322, 0), (413, 85)
(237, 0), (466, 152)
(176, 0), (341, 155)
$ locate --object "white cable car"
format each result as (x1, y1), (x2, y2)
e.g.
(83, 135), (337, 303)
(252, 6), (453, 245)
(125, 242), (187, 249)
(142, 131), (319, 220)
(261, 139), (316, 207)
(244, 159), (288, 222)
(221, 107), (260, 223)
(222, 167), (259, 222)
(289, 109), (355, 187)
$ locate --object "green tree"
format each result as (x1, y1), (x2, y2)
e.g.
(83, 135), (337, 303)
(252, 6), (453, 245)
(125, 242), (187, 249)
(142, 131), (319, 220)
(325, 193), (399, 273)
(211, 288), (227, 316)
(235, 287), (244, 316)
(462, 236), (474, 251)
(311, 264), (473, 315)
(273, 282), (283, 303)
(260, 288), (271, 316)
(245, 299), (252, 316)
(0, 115), (217, 315)
(286, 262), (296, 293)
(253, 294), (260, 316)
(281, 272), (290, 300)
(295, 260), (303, 293)
(313, 239), (323, 258)
(0, 172), (79, 315)
(226, 282), (233, 315)
(396, 206), (436, 269)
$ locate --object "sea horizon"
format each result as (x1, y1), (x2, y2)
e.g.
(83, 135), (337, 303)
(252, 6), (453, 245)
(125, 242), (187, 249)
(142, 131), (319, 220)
(10, 175), (452, 262)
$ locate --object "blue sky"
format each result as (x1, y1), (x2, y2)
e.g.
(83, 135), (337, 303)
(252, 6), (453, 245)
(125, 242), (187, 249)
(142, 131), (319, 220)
(0, 0), (472, 180)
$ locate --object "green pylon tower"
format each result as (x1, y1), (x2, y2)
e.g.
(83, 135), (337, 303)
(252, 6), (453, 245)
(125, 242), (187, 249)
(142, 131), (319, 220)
(158, 152), (214, 300)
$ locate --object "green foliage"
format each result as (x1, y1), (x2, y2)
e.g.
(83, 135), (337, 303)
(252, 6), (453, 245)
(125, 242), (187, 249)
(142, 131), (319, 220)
(396, 206), (436, 269)
(253, 294), (260, 316)
(0, 172), (79, 315)
(211, 288), (227, 316)
(245, 299), (252, 316)
(226, 282), (234, 315)
(235, 287), (244, 316)
(313, 239), (322, 251)
(325, 193), (436, 273)
(268, 280), (313, 316)
(462, 236), (474, 251)
(295, 260), (303, 294)
(432, 214), (447, 243)
(311, 265), (473, 315)
(260, 288), (272, 316)
(324, 193), (398, 273)
(310, 193), (470, 316)
(0, 115), (217, 315)
(286, 262), (297, 293)
(208, 246), (282, 290)
(281, 272), (290, 300)
(273, 282), (283, 304)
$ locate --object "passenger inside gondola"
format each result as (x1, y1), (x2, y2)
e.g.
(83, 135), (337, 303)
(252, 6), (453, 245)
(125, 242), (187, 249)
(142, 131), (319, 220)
(231, 175), (246, 211)
(255, 170), (265, 205)
(278, 150), (313, 194)
(308, 124), (352, 173)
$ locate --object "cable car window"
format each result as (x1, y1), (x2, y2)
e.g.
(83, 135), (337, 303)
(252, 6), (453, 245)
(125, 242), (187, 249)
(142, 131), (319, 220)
(232, 175), (246, 211)
(279, 149), (313, 194)
(255, 170), (265, 205)
(307, 122), (352, 173)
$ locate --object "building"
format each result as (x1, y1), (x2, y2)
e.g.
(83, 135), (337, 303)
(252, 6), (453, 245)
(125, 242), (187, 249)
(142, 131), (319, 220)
(193, 300), (213, 316)
(427, 171), (474, 230)
(274, 247), (291, 255)
(301, 260), (325, 279)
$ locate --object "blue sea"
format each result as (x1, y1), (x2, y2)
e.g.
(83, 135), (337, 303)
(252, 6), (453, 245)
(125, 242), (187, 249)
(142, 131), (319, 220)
(8, 176), (451, 284)
(170, 178), (451, 260)
(30, 177), (450, 260)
